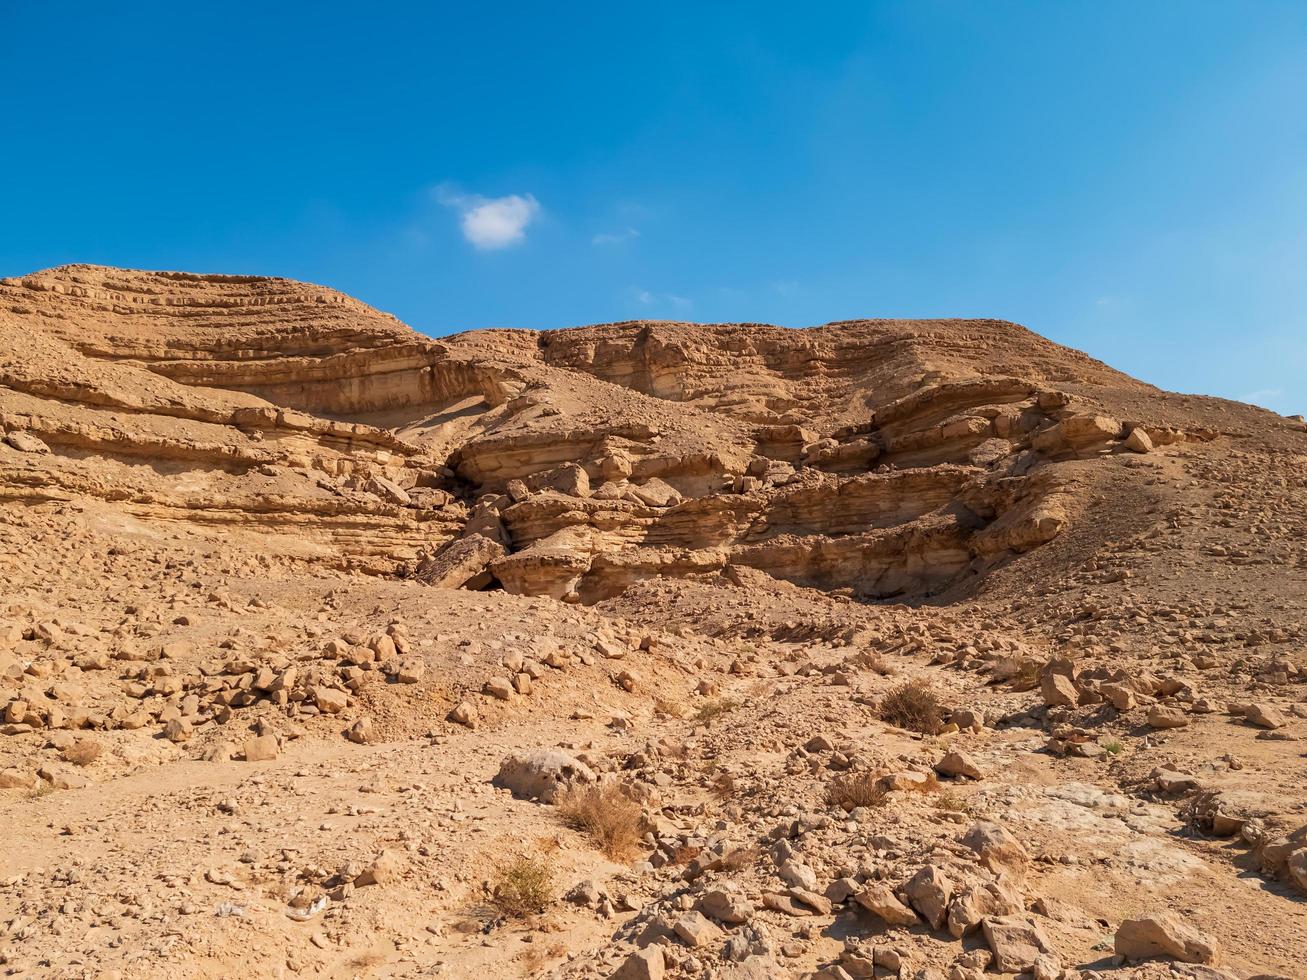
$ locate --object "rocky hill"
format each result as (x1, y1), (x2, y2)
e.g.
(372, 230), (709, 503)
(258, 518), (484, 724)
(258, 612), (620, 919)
(1, 265), (1305, 979)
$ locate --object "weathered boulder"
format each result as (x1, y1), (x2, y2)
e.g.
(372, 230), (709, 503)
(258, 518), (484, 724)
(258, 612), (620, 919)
(611, 947), (664, 980)
(1114, 913), (1218, 964)
(903, 865), (953, 930)
(1147, 705), (1189, 729)
(961, 822), (1028, 877)
(981, 916), (1053, 973)
(3, 431), (49, 454)
(493, 749), (596, 803)
(935, 750), (983, 780)
(853, 882), (918, 927)
(413, 534), (507, 590)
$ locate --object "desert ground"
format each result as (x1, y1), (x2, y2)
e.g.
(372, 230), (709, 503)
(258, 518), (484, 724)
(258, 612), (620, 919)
(1, 265), (1305, 979)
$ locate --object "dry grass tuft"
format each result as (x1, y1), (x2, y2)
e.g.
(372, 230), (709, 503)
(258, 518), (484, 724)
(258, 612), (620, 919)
(653, 698), (685, 719)
(491, 855), (555, 918)
(709, 770), (736, 800)
(934, 788), (975, 814)
(1012, 660), (1041, 691)
(826, 771), (888, 811)
(878, 678), (944, 734)
(721, 846), (762, 871)
(556, 783), (645, 860)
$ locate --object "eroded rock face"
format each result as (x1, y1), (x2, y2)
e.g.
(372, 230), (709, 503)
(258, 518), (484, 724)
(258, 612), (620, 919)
(0, 263), (1219, 604)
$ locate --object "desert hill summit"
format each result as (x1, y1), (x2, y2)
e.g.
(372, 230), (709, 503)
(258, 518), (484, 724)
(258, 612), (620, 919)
(0, 263), (1282, 601)
(2, 265), (1306, 979)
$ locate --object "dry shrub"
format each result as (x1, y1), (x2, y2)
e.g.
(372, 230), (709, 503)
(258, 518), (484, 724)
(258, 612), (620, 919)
(878, 678), (944, 734)
(349, 950), (389, 970)
(904, 771), (941, 794)
(709, 770), (736, 800)
(721, 846), (762, 872)
(63, 739), (102, 767)
(653, 698), (685, 719)
(518, 941), (569, 977)
(1010, 659), (1040, 691)
(934, 789), (974, 814)
(491, 855), (554, 918)
(850, 651), (895, 676)
(826, 772), (888, 812)
(556, 783), (644, 860)
(692, 697), (741, 726)
(670, 843), (701, 865)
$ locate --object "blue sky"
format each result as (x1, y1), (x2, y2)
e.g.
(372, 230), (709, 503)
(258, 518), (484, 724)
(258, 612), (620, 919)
(2, 2), (1305, 414)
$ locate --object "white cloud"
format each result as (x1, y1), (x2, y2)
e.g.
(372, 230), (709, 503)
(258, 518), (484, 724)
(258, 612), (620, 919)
(1239, 387), (1283, 405)
(593, 227), (640, 246)
(630, 287), (692, 312)
(435, 185), (540, 250)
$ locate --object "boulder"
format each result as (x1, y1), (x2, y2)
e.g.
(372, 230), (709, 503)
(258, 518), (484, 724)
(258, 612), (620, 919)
(1114, 913), (1217, 964)
(947, 882), (1023, 938)
(413, 534), (507, 590)
(0, 767), (36, 789)
(630, 478), (682, 508)
(611, 947), (664, 980)
(493, 749), (595, 803)
(1147, 706), (1190, 729)
(935, 750), (983, 780)
(673, 910), (724, 947)
(1040, 672), (1078, 708)
(1124, 427), (1153, 453)
(903, 865), (953, 930)
(961, 822), (1028, 876)
(242, 734), (279, 762)
(981, 916), (1053, 973)
(699, 885), (754, 925)
(354, 848), (405, 887)
(853, 882), (918, 927)
(1244, 703), (1287, 729)
(1032, 415), (1121, 454)
(448, 700), (477, 727)
(3, 431), (50, 454)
